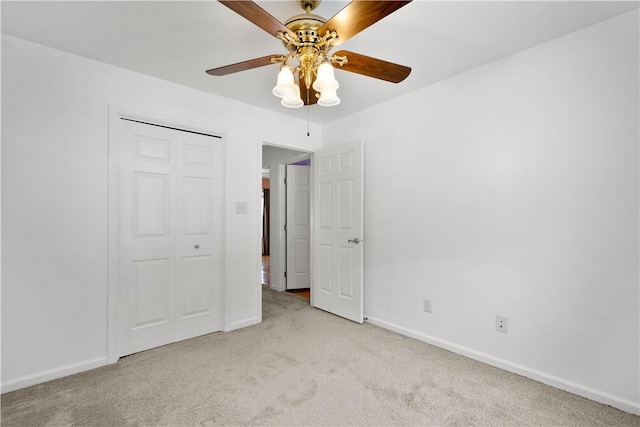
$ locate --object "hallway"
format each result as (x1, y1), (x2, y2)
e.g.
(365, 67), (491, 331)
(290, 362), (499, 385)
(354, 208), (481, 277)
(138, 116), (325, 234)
(262, 255), (310, 300)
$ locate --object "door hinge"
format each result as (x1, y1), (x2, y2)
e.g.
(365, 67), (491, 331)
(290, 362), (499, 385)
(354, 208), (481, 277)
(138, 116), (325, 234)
(284, 271), (287, 278)
(284, 177), (287, 184)
(284, 224), (287, 231)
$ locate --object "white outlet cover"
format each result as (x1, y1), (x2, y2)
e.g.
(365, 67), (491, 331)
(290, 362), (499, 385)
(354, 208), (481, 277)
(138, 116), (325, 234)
(496, 315), (508, 333)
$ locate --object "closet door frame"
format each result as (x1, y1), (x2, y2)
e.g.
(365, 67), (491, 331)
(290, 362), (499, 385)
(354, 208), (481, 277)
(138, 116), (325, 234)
(107, 105), (226, 364)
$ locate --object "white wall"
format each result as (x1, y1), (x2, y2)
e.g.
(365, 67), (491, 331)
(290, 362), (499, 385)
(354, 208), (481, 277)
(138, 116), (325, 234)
(1, 35), (321, 391)
(323, 10), (639, 413)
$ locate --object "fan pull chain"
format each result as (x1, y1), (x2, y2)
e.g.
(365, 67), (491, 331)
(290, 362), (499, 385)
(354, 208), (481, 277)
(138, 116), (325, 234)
(306, 87), (310, 136)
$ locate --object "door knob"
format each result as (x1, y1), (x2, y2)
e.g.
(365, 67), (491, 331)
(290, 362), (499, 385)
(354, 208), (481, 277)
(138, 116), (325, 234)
(195, 244), (200, 249)
(348, 238), (361, 244)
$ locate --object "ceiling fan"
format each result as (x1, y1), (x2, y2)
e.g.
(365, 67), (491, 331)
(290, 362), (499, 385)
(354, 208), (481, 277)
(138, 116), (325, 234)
(206, 0), (412, 108)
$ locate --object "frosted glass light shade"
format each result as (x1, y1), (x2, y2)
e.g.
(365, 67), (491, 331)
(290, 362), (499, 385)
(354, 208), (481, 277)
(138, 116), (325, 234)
(281, 85), (304, 108)
(318, 89), (340, 107)
(272, 65), (295, 98)
(312, 62), (339, 92)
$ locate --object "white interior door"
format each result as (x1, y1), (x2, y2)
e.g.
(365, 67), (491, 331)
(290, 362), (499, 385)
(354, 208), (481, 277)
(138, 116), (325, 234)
(119, 119), (223, 356)
(312, 141), (363, 323)
(286, 165), (310, 290)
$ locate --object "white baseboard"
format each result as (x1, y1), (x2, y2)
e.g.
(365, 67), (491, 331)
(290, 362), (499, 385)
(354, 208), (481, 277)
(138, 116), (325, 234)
(226, 316), (260, 332)
(365, 316), (640, 416)
(1, 357), (108, 394)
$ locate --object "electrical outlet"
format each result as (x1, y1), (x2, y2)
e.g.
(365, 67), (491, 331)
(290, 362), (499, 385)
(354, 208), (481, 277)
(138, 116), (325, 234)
(496, 315), (508, 333)
(423, 298), (432, 313)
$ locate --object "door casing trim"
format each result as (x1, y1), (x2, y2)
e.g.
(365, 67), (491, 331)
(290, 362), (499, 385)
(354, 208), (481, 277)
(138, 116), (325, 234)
(259, 144), (313, 305)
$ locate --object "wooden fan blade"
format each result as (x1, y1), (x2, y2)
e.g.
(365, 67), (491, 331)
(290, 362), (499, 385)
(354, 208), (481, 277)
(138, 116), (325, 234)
(206, 55), (279, 76)
(299, 76), (319, 106)
(319, 0), (411, 45)
(334, 50), (411, 83)
(219, 1), (295, 38)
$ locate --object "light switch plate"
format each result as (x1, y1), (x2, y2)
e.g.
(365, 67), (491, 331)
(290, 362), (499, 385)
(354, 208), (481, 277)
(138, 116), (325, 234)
(235, 202), (248, 214)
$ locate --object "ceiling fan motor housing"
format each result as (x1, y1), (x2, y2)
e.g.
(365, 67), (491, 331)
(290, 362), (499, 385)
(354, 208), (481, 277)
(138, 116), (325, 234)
(284, 12), (329, 88)
(284, 13), (326, 46)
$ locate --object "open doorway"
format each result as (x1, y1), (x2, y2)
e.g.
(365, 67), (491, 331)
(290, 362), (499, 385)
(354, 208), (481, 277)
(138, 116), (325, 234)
(261, 144), (311, 301)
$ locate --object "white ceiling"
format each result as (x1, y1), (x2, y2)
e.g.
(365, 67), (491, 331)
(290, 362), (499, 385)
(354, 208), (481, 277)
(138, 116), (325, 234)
(262, 145), (308, 169)
(2, 1), (638, 125)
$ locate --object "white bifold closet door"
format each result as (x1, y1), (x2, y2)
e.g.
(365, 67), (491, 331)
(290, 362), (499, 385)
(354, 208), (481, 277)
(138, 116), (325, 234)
(118, 119), (223, 357)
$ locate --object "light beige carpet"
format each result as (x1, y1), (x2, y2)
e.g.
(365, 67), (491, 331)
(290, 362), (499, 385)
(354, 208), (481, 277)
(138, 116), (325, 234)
(2, 287), (639, 426)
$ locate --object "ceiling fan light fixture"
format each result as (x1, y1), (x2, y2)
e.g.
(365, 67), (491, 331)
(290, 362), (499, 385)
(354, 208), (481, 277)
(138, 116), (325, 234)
(209, 0), (413, 112)
(272, 65), (295, 98)
(312, 61), (339, 92)
(317, 89), (340, 107)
